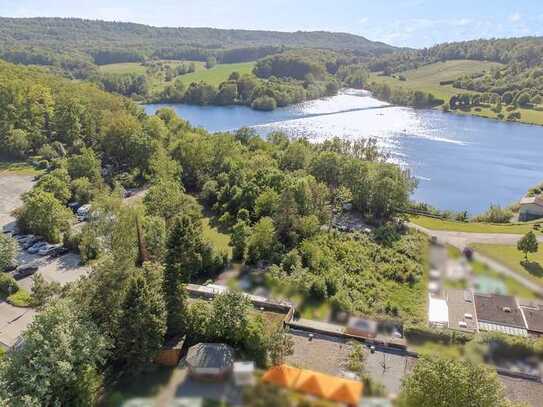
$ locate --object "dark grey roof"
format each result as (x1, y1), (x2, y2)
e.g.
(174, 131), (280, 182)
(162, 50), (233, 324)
(186, 343), (234, 370)
(521, 307), (543, 333)
(474, 294), (525, 328)
(446, 289), (477, 332)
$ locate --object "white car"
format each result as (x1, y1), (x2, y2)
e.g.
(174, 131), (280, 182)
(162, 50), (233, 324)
(27, 241), (47, 254)
(38, 244), (61, 256)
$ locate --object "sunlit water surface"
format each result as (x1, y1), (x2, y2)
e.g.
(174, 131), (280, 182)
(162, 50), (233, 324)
(145, 90), (543, 214)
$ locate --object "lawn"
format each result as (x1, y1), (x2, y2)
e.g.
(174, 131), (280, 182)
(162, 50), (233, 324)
(470, 255), (538, 299)
(445, 244), (538, 298)
(202, 216), (232, 258)
(175, 62), (255, 87)
(369, 60), (543, 126)
(471, 243), (543, 289)
(410, 215), (541, 235)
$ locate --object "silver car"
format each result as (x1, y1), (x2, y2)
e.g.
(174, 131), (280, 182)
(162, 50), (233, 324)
(38, 244), (61, 256)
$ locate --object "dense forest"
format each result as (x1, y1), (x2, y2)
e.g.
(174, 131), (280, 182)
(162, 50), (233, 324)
(0, 17), (396, 72)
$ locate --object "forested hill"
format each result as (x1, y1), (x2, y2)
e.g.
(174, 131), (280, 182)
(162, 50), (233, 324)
(0, 17), (396, 66)
(369, 36), (543, 73)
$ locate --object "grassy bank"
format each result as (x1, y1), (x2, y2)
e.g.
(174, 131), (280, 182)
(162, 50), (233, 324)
(410, 215), (541, 235)
(369, 60), (543, 126)
(472, 243), (543, 288)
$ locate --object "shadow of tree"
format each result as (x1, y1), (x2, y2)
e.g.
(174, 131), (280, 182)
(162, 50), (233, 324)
(521, 261), (543, 278)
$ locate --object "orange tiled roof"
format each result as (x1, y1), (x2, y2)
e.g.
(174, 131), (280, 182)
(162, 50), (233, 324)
(262, 364), (363, 405)
(261, 364), (301, 387)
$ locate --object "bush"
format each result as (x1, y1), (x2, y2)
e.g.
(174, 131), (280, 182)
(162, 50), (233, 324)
(251, 96), (277, 111)
(473, 204), (513, 223)
(0, 274), (18, 298)
(8, 289), (32, 307)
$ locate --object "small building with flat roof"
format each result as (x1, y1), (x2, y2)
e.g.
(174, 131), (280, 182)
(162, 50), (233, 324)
(428, 294), (448, 328)
(445, 289), (477, 333)
(474, 294), (527, 336)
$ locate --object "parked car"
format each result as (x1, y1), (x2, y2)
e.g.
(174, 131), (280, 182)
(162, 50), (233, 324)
(12, 264), (38, 280)
(49, 247), (69, 258)
(38, 244), (61, 256)
(27, 241), (48, 254)
(15, 234), (32, 242)
(22, 236), (43, 249)
(3, 261), (18, 272)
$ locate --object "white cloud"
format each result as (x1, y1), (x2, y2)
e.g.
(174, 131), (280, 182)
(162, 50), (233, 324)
(509, 12), (522, 23)
(359, 17), (369, 24)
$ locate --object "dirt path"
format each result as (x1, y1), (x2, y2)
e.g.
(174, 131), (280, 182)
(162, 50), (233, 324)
(410, 223), (543, 297)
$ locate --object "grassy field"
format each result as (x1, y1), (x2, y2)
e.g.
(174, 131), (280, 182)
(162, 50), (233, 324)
(99, 60), (255, 94)
(175, 62), (255, 87)
(369, 60), (543, 126)
(471, 243), (543, 287)
(369, 60), (503, 102)
(410, 215), (542, 235)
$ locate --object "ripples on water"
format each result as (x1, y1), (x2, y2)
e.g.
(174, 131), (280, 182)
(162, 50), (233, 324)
(144, 91), (543, 214)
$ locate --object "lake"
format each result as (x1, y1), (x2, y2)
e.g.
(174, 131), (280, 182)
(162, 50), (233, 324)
(145, 90), (543, 214)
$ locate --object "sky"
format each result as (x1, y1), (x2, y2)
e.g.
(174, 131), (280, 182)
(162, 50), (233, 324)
(1, 0), (542, 48)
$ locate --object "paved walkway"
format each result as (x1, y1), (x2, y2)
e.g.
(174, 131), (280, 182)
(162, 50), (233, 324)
(410, 223), (543, 297)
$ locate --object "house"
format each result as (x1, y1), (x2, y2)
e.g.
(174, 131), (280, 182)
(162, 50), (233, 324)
(518, 298), (543, 337)
(519, 195), (543, 221)
(474, 294), (527, 336)
(445, 289), (478, 333)
(185, 343), (234, 381)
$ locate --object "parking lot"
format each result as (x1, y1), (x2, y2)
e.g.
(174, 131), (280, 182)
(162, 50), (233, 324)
(0, 172), (90, 348)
